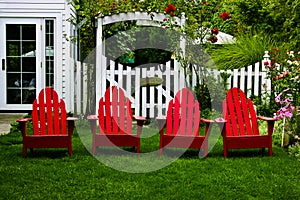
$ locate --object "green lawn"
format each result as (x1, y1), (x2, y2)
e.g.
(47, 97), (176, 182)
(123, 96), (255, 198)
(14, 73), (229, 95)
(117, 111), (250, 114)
(0, 124), (300, 199)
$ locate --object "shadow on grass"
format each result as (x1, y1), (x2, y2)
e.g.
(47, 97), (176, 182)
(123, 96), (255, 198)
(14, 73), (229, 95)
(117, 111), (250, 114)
(24, 149), (71, 159)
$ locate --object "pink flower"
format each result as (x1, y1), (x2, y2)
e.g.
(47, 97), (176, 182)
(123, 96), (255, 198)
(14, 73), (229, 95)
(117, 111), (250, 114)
(275, 93), (282, 103)
(274, 88), (295, 119)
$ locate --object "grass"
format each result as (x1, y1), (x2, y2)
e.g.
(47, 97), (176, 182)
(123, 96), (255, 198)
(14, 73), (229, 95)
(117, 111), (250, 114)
(1, 123), (300, 199)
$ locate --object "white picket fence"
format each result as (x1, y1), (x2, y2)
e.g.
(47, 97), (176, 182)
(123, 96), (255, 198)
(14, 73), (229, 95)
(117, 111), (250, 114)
(74, 53), (271, 118)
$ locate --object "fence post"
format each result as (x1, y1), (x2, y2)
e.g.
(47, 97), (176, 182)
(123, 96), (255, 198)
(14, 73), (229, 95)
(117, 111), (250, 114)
(263, 50), (272, 97)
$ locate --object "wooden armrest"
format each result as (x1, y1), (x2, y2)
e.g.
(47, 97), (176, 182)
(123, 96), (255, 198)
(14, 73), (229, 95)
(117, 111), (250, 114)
(133, 116), (147, 121)
(67, 117), (78, 121)
(156, 116), (166, 121)
(17, 118), (32, 123)
(87, 115), (98, 120)
(214, 118), (227, 123)
(17, 118), (32, 137)
(201, 118), (215, 123)
(257, 116), (277, 121)
(156, 116), (166, 131)
(258, 116), (276, 136)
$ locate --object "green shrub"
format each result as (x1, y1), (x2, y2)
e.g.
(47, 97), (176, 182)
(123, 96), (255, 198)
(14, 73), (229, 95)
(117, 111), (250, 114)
(210, 31), (278, 70)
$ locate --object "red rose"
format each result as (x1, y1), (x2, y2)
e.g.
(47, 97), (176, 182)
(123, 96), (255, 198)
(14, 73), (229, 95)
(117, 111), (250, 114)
(219, 11), (230, 21)
(165, 4), (176, 14)
(209, 35), (218, 43)
(202, 1), (207, 5)
(263, 61), (269, 66)
(165, 7), (170, 13)
(211, 28), (219, 35)
(167, 4), (176, 12)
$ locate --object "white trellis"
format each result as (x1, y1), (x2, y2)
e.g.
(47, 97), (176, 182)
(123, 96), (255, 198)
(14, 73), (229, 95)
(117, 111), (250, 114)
(94, 12), (186, 116)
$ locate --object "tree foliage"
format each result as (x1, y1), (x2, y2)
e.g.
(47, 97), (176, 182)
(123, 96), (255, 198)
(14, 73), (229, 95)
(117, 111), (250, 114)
(222, 0), (300, 49)
(70, 0), (232, 60)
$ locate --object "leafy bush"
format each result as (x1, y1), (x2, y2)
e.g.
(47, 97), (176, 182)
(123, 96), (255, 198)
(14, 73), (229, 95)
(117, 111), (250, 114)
(222, 0), (300, 49)
(210, 31), (278, 70)
(193, 71), (227, 119)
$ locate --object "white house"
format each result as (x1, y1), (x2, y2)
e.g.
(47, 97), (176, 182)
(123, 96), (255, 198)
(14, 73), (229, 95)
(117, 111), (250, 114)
(0, 0), (77, 112)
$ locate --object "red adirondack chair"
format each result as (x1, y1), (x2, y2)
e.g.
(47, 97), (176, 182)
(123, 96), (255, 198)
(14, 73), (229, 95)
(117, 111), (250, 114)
(17, 87), (77, 156)
(156, 88), (214, 156)
(221, 87), (277, 157)
(87, 86), (146, 155)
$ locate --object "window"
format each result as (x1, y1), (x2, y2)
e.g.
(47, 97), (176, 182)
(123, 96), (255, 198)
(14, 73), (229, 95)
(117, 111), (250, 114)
(45, 20), (54, 87)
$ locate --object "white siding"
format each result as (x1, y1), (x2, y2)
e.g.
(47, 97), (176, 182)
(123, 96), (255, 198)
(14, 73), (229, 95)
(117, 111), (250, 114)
(0, 0), (76, 112)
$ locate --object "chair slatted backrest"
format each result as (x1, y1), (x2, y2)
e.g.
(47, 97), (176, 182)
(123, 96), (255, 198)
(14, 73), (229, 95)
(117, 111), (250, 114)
(98, 86), (132, 134)
(223, 88), (259, 136)
(166, 88), (200, 136)
(32, 88), (67, 136)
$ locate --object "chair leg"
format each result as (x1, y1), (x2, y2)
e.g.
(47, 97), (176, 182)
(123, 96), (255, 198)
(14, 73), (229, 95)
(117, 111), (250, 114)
(223, 147), (228, 158)
(69, 140), (73, 156)
(137, 141), (140, 154)
(223, 139), (228, 158)
(269, 146), (273, 156)
(23, 145), (27, 157)
(159, 137), (163, 155)
(68, 147), (72, 156)
(92, 145), (97, 155)
(159, 147), (163, 155)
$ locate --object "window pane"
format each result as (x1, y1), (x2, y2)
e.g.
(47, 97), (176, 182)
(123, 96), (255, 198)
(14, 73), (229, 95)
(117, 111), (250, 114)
(22, 57), (36, 72)
(6, 41), (20, 56)
(7, 57), (21, 72)
(22, 89), (36, 104)
(46, 74), (54, 87)
(7, 73), (21, 87)
(22, 41), (36, 56)
(7, 89), (21, 104)
(6, 25), (20, 40)
(22, 25), (36, 40)
(22, 73), (36, 87)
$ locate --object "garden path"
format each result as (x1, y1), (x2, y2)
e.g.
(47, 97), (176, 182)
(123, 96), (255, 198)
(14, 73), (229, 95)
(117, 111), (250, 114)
(0, 113), (25, 135)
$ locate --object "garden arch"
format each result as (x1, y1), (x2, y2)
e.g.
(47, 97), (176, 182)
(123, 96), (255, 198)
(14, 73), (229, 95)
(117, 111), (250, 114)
(94, 12), (187, 117)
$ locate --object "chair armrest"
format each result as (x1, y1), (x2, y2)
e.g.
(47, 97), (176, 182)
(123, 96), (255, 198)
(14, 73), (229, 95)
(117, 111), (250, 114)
(201, 118), (215, 123)
(156, 116), (166, 124)
(16, 118), (32, 137)
(133, 116), (146, 127)
(66, 117), (77, 136)
(214, 117), (227, 123)
(201, 118), (215, 136)
(87, 115), (98, 121)
(67, 117), (78, 121)
(213, 118), (227, 137)
(16, 118), (32, 123)
(258, 116), (277, 136)
(133, 116), (147, 121)
(133, 116), (146, 137)
(156, 117), (166, 134)
(257, 116), (277, 122)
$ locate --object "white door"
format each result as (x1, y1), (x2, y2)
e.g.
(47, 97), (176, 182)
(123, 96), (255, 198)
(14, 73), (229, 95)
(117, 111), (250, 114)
(0, 18), (43, 110)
